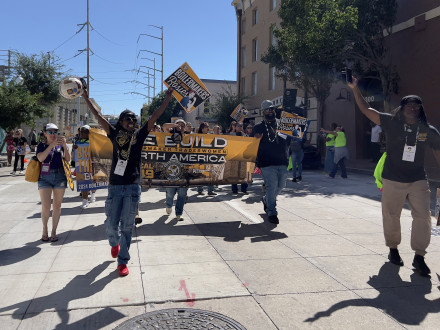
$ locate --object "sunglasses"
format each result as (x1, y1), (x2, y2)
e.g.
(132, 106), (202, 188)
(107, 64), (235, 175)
(46, 130), (59, 135)
(124, 117), (137, 123)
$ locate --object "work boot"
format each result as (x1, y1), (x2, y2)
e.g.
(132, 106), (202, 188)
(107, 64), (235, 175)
(412, 254), (431, 276)
(388, 248), (404, 266)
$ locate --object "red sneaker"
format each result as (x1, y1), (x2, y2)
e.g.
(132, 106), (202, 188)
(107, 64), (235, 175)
(111, 244), (120, 258)
(118, 264), (129, 276)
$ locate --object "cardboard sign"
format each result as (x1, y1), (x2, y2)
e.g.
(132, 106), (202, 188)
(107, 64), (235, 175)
(230, 104), (248, 122)
(62, 159), (74, 191)
(163, 62), (211, 113)
(75, 140), (109, 191)
(277, 111), (310, 140)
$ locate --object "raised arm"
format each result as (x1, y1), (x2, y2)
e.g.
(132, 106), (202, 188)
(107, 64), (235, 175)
(145, 88), (174, 132)
(81, 88), (111, 135)
(347, 77), (381, 125)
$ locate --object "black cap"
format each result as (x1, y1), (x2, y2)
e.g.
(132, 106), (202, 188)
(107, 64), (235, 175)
(119, 109), (136, 121)
(401, 95), (422, 106)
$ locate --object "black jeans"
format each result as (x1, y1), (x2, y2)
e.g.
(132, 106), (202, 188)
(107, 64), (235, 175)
(14, 154), (25, 171)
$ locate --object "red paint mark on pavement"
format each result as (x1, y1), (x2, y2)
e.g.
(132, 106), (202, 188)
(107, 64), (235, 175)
(243, 283), (249, 287)
(122, 298), (129, 302)
(179, 280), (196, 307)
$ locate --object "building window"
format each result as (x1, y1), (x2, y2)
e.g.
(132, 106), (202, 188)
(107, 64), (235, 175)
(269, 66), (276, 90)
(252, 38), (258, 62)
(252, 9), (258, 25)
(270, 0), (277, 11)
(270, 26), (277, 47)
(241, 46), (246, 68)
(240, 77), (246, 95)
(252, 72), (257, 96)
(242, 18), (246, 34)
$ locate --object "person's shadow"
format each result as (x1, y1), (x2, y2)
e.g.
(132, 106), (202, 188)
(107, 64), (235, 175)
(305, 262), (440, 325)
(0, 261), (119, 328)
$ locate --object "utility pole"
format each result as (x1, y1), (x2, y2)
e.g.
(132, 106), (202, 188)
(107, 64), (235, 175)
(137, 25), (163, 92)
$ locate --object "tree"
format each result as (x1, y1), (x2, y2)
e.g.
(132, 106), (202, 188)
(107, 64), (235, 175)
(343, 0), (399, 112)
(0, 52), (64, 131)
(262, 0), (358, 129)
(142, 90), (181, 125)
(211, 86), (246, 132)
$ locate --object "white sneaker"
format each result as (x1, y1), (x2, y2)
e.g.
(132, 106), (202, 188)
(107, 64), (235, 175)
(90, 193), (96, 203)
(176, 215), (183, 221)
(10, 171), (16, 175)
(166, 207), (172, 215)
(19, 170), (24, 174)
(81, 199), (89, 209)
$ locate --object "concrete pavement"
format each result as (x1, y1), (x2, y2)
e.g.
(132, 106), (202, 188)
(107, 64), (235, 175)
(0, 162), (440, 329)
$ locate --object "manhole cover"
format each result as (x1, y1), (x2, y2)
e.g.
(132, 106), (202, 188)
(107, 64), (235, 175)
(114, 308), (246, 329)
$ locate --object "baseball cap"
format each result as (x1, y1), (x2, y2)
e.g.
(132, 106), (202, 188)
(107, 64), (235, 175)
(260, 100), (274, 111)
(175, 119), (186, 125)
(46, 123), (58, 130)
(401, 95), (422, 106)
(80, 125), (91, 131)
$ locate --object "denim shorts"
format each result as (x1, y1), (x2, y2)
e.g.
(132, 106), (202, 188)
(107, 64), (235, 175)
(38, 168), (67, 190)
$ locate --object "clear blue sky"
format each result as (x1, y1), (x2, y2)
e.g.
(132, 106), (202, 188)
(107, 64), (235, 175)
(1, 0), (238, 115)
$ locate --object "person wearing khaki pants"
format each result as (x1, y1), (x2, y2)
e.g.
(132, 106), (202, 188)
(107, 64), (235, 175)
(348, 76), (440, 276)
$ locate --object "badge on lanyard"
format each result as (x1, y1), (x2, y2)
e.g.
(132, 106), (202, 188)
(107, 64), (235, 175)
(41, 162), (51, 175)
(114, 159), (128, 176)
(402, 144), (416, 162)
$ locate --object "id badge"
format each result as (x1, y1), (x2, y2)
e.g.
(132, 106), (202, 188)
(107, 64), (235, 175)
(402, 144), (416, 162)
(114, 159), (127, 176)
(41, 162), (51, 175)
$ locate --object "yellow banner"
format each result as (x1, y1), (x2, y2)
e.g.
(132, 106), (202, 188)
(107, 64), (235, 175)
(163, 62), (211, 113)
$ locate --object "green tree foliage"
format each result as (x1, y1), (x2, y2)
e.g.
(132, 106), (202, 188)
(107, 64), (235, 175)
(262, 0), (357, 127)
(0, 52), (63, 131)
(211, 87), (246, 132)
(142, 90), (181, 125)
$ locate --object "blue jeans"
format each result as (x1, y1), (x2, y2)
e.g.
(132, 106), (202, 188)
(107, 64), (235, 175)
(324, 146), (335, 173)
(166, 187), (188, 216)
(291, 150), (304, 178)
(105, 184), (141, 266)
(329, 158), (347, 178)
(197, 185), (214, 193)
(260, 165), (287, 216)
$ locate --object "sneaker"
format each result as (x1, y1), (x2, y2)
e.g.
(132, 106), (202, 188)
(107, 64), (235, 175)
(412, 254), (431, 276)
(292, 178), (297, 183)
(268, 215), (279, 224)
(111, 244), (120, 258)
(19, 170), (24, 175)
(176, 215), (183, 221)
(81, 199), (89, 209)
(198, 191), (204, 195)
(297, 176), (302, 182)
(90, 193), (96, 203)
(166, 207), (172, 215)
(232, 191), (239, 195)
(208, 191), (217, 196)
(261, 197), (268, 214)
(10, 171), (16, 175)
(388, 248), (404, 266)
(118, 264), (129, 276)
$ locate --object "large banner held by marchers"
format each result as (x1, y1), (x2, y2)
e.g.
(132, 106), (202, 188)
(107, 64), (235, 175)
(83, 129), (259, 189)
(163, 62), (211, 113)
(277, 111), (310, 140)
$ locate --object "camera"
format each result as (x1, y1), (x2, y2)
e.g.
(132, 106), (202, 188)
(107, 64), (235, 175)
(341, 67), (352, 83)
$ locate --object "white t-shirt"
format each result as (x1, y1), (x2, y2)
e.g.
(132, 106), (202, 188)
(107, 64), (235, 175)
(371, 125), (382, 143)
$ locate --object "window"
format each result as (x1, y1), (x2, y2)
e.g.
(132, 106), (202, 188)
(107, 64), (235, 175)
(269, 66), (276, 90)
(240, 77), (246, 95)
(270, 26), (277, 47)
(252, 9), (258, 25)
(241, 46), (246, 68)
(252, 38), (258, 62)
(270, 0), (277, 11)
(252, 72), (257, 96)
(242, 18), (246, 34)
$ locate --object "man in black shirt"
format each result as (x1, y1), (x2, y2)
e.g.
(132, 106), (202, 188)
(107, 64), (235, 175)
(83, 86), (173, 276)
(349, 77), (440, 276)
(251, 100), (289, 224)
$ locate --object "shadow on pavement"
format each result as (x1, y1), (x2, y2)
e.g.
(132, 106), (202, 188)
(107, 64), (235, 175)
(0, 261), (122, 328)
(304, 263), (440, 325)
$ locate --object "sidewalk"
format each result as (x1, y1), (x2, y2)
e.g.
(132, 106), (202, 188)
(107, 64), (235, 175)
(0, 164), (439, 329)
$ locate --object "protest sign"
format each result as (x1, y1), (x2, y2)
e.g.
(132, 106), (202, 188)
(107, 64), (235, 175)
(277, 111), (310, 140)
(230, 104), (247, 122)
(163, 62), (211, 113)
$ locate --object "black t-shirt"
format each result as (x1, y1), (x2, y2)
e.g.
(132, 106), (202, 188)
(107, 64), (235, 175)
(13, 137), (27, 154)
(107, 124), (150, 185)
(250, 120), (289, 168)
(380, 112), (440, 183)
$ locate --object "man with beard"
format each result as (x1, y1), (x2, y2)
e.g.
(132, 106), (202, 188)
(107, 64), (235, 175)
(250, 100), (289, 224)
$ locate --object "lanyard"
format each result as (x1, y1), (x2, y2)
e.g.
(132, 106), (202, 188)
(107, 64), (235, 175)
(404, 124), (419, 146)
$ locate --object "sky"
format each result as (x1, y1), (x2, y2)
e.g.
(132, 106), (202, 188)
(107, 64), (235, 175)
(1, 0), (238, 116)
